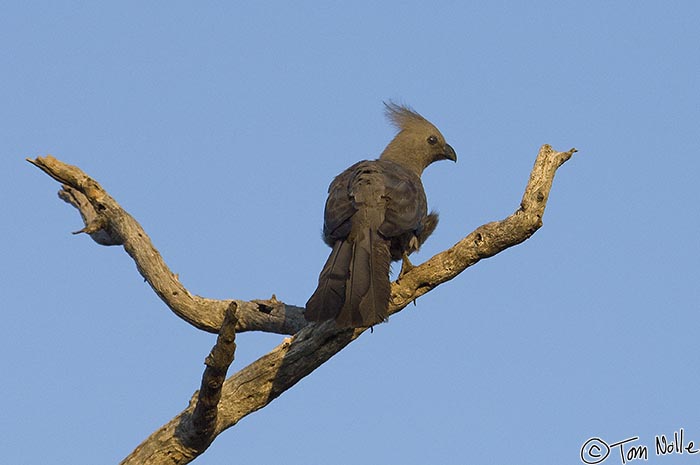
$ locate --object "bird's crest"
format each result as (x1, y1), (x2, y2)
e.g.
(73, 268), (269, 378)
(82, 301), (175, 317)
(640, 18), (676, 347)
(383, 101), (432, 132)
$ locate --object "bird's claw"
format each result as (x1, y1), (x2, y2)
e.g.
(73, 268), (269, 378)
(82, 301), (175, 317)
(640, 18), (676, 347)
(397, 253), (415, 282)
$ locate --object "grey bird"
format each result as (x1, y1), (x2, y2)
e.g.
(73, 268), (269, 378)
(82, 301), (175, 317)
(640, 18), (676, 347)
(305, 103), (457, 328)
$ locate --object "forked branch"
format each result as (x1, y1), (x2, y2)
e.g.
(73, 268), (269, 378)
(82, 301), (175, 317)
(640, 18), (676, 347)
(28, 144), (576, 464)
(27, 155), (306, 335)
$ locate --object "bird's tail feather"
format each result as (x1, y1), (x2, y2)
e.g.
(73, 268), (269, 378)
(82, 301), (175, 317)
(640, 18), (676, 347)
(336, 227), (391, 328)
(305, 240), (353, 323)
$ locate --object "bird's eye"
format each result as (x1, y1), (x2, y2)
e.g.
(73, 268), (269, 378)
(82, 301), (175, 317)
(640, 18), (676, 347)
(427, 135), (438, 145)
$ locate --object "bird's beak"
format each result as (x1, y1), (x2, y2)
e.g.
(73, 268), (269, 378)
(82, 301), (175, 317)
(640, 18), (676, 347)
(443, 143), (457, 162)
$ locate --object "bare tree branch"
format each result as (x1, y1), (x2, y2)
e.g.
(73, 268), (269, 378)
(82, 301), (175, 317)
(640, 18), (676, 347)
(29, 144), (576, 464)
(27, 156), (306, 335)
(182, 301), (238, 453)
(120, 320), (359, 465)
(389, 144), (577, 308)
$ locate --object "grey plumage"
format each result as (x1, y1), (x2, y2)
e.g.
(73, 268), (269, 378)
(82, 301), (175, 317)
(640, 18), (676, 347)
(305, 103), (456, 328)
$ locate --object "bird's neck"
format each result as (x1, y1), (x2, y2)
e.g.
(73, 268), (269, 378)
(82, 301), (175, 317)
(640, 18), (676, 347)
(379, 143), (426, 176)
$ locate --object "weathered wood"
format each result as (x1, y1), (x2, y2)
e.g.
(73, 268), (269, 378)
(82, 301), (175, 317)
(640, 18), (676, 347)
(389, 144), (576, 307)
(183, 302), (239, 453)
(28, 144), (577, 464)
(27, 155), (307, 335)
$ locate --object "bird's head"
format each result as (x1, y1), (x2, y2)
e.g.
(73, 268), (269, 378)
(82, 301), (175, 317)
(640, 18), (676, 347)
(379, 102), (457, 175)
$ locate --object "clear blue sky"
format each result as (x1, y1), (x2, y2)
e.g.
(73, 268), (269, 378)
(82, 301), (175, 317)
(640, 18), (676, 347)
(3, 2), (699, 464)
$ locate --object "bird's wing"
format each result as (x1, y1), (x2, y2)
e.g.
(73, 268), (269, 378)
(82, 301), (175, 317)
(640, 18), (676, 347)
(322, 159), (428, 244)
(322, 161), (370, 244)
(376, 160), (427, 239)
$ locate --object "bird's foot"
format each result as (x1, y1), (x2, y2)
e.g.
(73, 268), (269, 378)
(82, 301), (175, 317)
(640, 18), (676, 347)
(397, 254), (415, 282)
